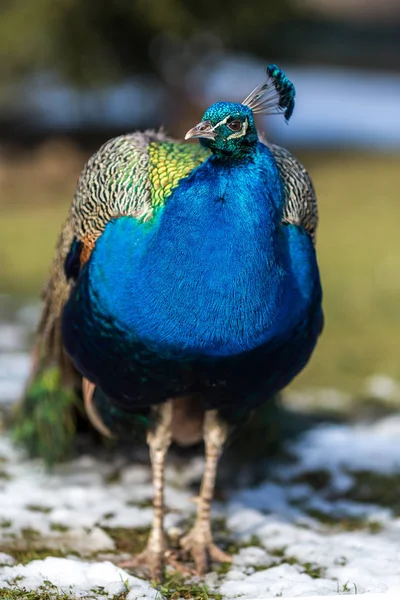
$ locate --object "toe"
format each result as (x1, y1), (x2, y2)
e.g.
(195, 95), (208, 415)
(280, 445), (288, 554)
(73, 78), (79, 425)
(192, 545), (209, 576)
(149, 552), (164, 582)
(209, 544), (232, 563)
(165, 550), (196, 576)
(118, 549), (164, 581)
(118, 556), (142, 569)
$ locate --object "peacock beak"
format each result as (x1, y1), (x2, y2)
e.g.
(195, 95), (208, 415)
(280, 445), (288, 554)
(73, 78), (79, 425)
(184, 120), (216, 141)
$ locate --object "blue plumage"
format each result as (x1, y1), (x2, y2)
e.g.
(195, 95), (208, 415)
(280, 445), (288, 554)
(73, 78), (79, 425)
(63, 136), (321, 412)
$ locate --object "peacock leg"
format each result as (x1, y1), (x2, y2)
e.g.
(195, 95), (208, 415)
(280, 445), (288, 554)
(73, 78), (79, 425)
(119, 402), (174, 580)
(180, 409), (232, 575)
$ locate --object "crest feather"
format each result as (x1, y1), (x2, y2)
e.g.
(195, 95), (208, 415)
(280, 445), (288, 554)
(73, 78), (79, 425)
(242, 64), (295, 122)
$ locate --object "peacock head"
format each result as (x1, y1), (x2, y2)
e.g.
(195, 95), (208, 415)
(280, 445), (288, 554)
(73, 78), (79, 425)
(185, 64), (295, 160)
(185, 102), (257, 159)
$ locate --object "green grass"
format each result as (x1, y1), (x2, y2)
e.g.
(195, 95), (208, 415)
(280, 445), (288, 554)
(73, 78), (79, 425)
(0, 586), (130, 600)
(1, 147), (400, 394)
(0, 203), (68, 296)
(156, 573), (222, 600)
(0, 547), (67, 566)
(0, 588), (74, 600)
(103, 526), (150, 555)
(293, 152), (400, 393)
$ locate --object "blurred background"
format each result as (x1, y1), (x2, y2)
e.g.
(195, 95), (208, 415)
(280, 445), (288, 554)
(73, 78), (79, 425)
(1, 0), (400, 412)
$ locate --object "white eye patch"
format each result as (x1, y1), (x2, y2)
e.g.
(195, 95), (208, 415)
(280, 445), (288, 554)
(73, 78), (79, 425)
(211, 116), (249, 140)
(227, 118), (248, 140)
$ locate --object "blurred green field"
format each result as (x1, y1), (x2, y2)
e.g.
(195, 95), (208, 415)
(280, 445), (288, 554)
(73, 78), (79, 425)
(1, 145), (399, 394)
(297, 152), (400, 394)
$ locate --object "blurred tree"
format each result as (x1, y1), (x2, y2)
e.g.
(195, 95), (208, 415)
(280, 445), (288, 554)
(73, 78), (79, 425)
(2, 0), (398, 138)
(0, 0), (296, 86)
(0, 0), (300, 136)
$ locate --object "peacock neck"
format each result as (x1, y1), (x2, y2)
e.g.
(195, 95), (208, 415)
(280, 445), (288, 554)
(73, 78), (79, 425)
(154, 142), (283, 238)
(151, 147), (281, 265)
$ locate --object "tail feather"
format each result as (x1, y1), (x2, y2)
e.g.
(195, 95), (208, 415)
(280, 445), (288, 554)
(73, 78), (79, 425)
(12, 218), (85, 464)
(13, 364), (80, 465)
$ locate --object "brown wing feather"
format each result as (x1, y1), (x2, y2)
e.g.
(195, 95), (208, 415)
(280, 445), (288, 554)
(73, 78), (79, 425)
(258, 133), (318, 243)
(267, 142), (318, 243)
(33, 217), (80, 386)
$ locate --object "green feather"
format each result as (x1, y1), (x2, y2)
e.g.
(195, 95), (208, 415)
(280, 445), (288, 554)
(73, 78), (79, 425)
(12, 366), (80, 466)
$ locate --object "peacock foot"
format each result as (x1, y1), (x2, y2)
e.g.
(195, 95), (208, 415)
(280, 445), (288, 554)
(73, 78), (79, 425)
(119, 546), (193, 581)
(180, 526), (232, 576)
(119, 547), (163, 581)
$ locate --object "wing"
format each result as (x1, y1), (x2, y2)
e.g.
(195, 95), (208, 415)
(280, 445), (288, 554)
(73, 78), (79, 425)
(72, 129), (209, 263)
(267, 143), (318, 243)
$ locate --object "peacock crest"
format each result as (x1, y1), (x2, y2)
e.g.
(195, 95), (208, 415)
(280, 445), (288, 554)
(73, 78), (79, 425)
(242, 64), (295, 122)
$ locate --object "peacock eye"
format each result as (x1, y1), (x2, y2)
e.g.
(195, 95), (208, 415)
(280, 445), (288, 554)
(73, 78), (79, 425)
(228, 119), (242, 132)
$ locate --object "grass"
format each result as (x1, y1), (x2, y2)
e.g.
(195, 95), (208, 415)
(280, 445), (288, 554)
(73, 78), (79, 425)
(0, 527), (70, 565)
(0, 585), (130, 600)
(305, 508), (383, 533)
(263, 547), (327, 579)
(103, 526), (150, 555)
(0, 204), (68, 296)
(343, 470), (400, 514)
(0, 547), (67, 566)
(0, 588), (74, 600)
(26, 506), (52, 514)
(0, 141), (82, 297)
(293, 151), (400, 394)
(156, 573), (222, 600)
(1, 144), (400, 394)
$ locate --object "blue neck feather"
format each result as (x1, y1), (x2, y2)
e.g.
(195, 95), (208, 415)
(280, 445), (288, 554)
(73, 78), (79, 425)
(82, 143), (315, 359)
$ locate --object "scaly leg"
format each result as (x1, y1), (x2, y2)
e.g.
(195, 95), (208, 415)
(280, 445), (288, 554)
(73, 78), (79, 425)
(180, 410), (232, 575)
(120, 402), (174, 580)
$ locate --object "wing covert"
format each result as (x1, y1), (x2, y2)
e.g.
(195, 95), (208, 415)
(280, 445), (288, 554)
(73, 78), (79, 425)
(268, 143), (318, 243)
(72, 130), (209, 255)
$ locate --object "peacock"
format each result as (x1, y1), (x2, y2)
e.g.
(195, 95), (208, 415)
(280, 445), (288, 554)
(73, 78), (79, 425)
(16, 65), (323, 579)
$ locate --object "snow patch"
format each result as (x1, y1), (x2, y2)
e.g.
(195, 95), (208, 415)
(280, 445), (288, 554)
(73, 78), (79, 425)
(0, 557), (158, 598)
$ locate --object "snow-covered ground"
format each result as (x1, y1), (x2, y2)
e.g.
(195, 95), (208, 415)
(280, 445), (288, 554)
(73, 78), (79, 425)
(1, 297), (400, 599)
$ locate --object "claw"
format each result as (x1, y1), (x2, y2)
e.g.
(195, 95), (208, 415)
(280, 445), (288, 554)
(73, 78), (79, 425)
(209, 543), (233, 564)
(118, 547), (196, 581)
(119, 548), (165, 581)
(165, 550), (197, 576)
(180, 530), (232, 576)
